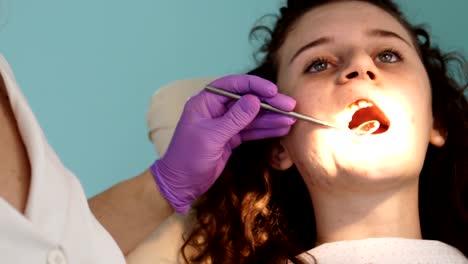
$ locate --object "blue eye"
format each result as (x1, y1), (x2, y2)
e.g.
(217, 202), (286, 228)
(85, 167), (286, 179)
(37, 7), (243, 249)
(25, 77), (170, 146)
(377, 49), (402, 63)
(306, 58), (331, 73)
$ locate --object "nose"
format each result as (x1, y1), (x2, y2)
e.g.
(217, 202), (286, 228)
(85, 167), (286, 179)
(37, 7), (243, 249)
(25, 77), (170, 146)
(338, 52), (379, 84)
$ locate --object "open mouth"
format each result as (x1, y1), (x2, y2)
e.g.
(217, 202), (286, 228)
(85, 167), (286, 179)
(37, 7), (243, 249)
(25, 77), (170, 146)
(347, 100), (390, 134)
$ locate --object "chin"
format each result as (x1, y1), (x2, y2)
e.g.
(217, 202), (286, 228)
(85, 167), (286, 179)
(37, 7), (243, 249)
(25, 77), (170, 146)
(334, 161), (422, 189)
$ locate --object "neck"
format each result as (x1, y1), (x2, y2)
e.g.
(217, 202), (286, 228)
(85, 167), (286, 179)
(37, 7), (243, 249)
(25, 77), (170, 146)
(0, 75), (31, 214)
(0, 79), (8, 100)
(310, 181), (421, 246)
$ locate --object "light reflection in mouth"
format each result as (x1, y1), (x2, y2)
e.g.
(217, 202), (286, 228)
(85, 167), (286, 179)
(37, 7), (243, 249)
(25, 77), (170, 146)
(352, 120), (381, 135)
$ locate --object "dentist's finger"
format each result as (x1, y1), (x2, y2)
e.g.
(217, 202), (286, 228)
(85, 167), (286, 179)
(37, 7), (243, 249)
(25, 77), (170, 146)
(214, 94), (261, 141)
(240, 126), (292, 141)
(209, 74), (277, 98)
(245, 112), (296, 130)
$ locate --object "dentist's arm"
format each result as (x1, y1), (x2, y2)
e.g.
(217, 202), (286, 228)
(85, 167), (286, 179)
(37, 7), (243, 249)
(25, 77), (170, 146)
(89, 74), (297, 255)
(89, 169), (172, 256)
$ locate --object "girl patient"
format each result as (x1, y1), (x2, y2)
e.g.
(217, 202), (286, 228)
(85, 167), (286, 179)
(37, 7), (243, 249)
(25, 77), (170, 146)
(130, 0), (468, 263)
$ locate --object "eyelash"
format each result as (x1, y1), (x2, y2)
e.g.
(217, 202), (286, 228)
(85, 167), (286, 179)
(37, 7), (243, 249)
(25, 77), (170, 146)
(378, 48), (404, 62)
(304, 48), (404, 73)
(304, 57), (333, 73)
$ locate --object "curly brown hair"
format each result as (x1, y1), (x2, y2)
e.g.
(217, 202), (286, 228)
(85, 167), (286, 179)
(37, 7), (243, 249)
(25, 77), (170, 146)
(181, 1), (468, 263)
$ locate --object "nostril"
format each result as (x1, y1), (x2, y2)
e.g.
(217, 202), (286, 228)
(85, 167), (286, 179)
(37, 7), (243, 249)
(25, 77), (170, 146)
(346, 71), (358, 79)
(367, 71), (375, 80)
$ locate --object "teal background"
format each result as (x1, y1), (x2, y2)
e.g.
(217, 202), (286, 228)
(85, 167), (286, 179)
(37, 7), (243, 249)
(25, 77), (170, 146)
(0, 1), (466, 197)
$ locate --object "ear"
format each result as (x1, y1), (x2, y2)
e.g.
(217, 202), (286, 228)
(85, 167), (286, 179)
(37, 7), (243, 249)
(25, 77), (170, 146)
(269, 140), (294, 171)
(429, 119), (446, 147)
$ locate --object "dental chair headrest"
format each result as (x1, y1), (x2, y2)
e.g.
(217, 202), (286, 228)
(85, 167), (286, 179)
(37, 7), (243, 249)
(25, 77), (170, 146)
(146, 77), (217, 157)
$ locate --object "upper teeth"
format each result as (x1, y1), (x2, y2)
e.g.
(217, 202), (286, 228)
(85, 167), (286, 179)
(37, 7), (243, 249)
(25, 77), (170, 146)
(351, 100), (373, 112)
(337, 100), (375, 125)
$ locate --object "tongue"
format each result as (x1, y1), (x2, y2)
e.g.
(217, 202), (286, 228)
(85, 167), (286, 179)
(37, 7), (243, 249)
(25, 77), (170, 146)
(348, 106), (381, 130)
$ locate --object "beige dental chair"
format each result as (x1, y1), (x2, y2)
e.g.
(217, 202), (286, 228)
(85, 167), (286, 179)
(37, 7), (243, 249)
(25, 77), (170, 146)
(125, 77), (217, 264)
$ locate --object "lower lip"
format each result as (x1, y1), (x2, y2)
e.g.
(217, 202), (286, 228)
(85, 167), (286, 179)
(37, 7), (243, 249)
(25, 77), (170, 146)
(372, 124), (390, 135)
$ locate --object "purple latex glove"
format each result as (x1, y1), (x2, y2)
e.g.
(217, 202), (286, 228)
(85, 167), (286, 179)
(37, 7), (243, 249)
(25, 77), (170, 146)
(151, 74), (296, 214)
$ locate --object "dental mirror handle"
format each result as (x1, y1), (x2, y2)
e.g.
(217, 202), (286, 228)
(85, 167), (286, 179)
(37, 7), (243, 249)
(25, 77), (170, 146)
(205, 85), (344, 130)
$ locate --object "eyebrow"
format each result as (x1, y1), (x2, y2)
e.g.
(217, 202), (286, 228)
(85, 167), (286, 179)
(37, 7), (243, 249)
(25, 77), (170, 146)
(288, 28), (412, 65)
(289, 37), (333, 65)
(366, 28), (411, 47)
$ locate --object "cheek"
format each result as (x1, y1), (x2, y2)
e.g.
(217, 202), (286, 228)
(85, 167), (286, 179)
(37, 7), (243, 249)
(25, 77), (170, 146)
(410, 114), (416, 125)
(283, 123), (314, 158)
(277, 64), (331, 116)
(387, 60), (431, 114)
(283, 121), (324, 164)
(282, 125), (337, 187)
(289, 82), (327, 116)
(401, 70), (432, 124)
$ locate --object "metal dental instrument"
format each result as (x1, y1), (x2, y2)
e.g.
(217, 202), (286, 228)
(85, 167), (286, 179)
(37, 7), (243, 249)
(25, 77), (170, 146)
(205, 85), (380, 135)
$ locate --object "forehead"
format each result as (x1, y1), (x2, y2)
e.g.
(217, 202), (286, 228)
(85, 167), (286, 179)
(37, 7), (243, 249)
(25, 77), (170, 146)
(278, 1), (414, 64)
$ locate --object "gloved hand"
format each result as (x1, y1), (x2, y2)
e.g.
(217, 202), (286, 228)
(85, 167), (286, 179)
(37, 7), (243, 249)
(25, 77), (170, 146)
(150, 74), (296, 214)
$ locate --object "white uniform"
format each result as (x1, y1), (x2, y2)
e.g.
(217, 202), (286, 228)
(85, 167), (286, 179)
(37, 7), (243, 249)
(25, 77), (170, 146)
(0, 54), (126, 264)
